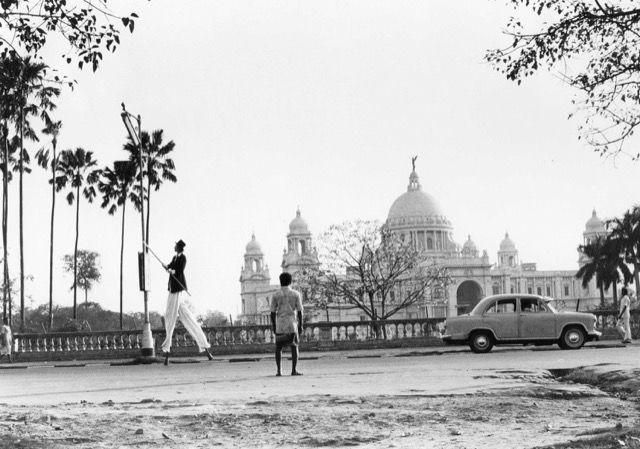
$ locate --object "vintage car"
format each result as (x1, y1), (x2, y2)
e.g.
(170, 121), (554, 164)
(442, 294), (602, 353)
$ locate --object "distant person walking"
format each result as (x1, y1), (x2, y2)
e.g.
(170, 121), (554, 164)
(618, 287), (633, 344)
(270, 272), (304, 376)
(160, 239), (213, 365)
(0, 317), (12, 363)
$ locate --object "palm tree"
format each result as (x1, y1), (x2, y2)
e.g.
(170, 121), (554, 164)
(56, 148), (100, 319)
(577, 236), (631, 308)
(124, 129), (177, 247)
(577, 237), (611, 306)
(0, 123), (19, 324)
(1, 55), (59, 329)
(35, 119), (62, 330)
(98, 161), (136, 329)
(600, 236), (632, 308)
(608, 206), (640, 293)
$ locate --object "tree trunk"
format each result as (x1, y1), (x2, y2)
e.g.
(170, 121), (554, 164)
(145, 178), (151, 248)
(634, 263), (640, 298)
(73, 184), (80, 319)
(368, 292), (380, 339)
(613, 284), (618, 309)
(2, 122), (8, 322)
(119, 200), (126, 330)
(599, 284), (605, 307)
(18, 108), (24, 331)
(48, 143), (56, 330)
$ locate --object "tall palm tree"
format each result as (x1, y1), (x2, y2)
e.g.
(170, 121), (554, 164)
(0, 123), (19, 324)
(35, 119), (62, 330)
(0, 55), (21, 326)
(2, 55), (59, 329)
(56, 148), (100, 319)
(124, 129), (176, 247)
(98, 161), (136, 329)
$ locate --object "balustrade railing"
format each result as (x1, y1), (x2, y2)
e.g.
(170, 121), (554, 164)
(10, 311), (639, 359)
(12, 318), (445, 357)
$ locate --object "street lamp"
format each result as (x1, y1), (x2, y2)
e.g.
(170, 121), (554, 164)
(120, 102), (155, 360)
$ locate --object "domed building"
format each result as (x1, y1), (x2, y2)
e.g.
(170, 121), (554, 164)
(239, 160), (611, 323)
(239, 209), (319, 324)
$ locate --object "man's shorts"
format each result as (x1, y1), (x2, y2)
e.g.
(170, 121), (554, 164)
(275, 333), (299, 347)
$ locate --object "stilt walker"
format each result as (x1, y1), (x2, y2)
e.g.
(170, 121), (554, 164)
(159, 239), (213, 365)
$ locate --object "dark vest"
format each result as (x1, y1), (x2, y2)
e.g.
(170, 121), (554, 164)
(167, 253), (187, 293)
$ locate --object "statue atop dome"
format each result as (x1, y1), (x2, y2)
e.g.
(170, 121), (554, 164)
(411, 155), (417, 171)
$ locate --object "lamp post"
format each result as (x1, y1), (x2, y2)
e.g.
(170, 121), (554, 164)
(120, 103), (155, 359)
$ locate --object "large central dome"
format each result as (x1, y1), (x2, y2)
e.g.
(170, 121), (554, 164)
(387, 189), (443, 221)
(385, 164), (457, 255)
(386, 169), (450, 229)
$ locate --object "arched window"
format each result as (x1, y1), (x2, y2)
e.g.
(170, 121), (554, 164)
(427, 237), (433, 250)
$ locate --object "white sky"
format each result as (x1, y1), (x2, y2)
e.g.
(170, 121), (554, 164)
(8, 0), (640, 320)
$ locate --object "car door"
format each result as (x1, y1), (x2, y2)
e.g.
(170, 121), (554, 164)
(518, 297), (556, 339)
(482, 297), (518, 339)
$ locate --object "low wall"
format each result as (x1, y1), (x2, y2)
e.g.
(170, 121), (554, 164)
(11, 318), (446, 362)
(10, 310), (639, 363)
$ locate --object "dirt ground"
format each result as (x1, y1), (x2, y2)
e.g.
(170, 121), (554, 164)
(1, 366), (639, 449)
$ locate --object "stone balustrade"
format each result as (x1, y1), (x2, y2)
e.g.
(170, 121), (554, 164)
(12, 318), (446, 361)
(9, 311), (639, 362)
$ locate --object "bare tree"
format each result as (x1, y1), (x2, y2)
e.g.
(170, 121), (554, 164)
(311, 220), (451, 338)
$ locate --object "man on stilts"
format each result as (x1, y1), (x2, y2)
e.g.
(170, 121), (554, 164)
(160, 239), (213, 365)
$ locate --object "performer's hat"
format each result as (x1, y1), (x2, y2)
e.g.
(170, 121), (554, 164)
(176, 239), (186, 250)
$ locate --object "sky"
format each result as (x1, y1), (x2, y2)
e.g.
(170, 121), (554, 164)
(5, 0), (640, 321)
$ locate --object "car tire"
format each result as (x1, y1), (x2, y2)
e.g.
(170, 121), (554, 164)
(559, 326), (585, 350)
(469, 331), (494, 354)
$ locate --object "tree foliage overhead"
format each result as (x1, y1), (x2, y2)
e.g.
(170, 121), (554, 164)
(487, 1), (640, 158)
(1, 0), (140, 72)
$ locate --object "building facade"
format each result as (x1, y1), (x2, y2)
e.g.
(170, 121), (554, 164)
(239, 163), (610, 324)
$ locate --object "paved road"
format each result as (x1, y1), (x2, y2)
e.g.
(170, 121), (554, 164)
(1, 342), (637, 406)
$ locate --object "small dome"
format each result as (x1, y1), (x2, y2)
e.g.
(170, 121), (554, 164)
(585, 209), (605, 232)
(499, 232), (517, 252)
(289, 208), (310, 234)
(462, 235), (477, 252)
(245, 234), (263, 255)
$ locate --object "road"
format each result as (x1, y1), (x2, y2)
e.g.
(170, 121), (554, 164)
(1, 343), (639, 448)
(1, 343), (637, 405)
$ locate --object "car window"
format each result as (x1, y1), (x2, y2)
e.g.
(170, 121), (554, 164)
(521, 298), (542, 313)
(485, 298), (516, 314)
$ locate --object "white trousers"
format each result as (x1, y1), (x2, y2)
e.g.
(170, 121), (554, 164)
(161, 291), (210, 353)
(621, 315), (632, 341)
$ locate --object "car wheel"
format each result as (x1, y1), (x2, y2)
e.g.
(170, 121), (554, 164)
(559, 326), (585, 350)
(469, 331), (494, 353)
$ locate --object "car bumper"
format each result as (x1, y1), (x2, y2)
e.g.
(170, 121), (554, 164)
(587, 329), (602, 341)
(441, 335), (465, 345)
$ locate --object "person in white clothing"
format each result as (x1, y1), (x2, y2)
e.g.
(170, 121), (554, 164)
(618, 287), (633, 344)
(160, 240), (213, 365)
(270, 272), (304, 376)
(0, 317), (12, 363)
